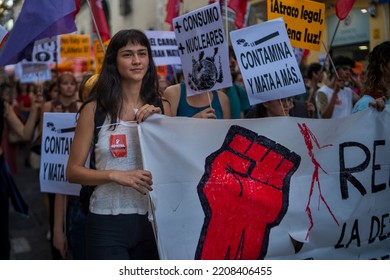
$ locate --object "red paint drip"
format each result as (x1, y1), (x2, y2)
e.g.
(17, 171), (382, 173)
(297, 123), (339, 240)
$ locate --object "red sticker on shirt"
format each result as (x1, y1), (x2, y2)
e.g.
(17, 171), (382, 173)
(110, 134), (127, 158)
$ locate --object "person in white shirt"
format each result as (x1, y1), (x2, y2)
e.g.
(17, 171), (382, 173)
(316, 56), (360, 119)
(66, 29), (171, 260)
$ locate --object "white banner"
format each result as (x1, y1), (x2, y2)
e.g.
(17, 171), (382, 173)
(139, 107), (390, 260)
(230, 18), (306, 105)
(172, 2), (232, 95)
(39, 113), (81, 196)
(144, 30), (181, 66)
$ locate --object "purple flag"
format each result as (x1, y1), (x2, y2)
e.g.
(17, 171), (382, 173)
(0, 0), (77, 66)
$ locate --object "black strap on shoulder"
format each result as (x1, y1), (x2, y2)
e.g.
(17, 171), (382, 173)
(79, 102), (106, 211)
(89, 103), (106, 170)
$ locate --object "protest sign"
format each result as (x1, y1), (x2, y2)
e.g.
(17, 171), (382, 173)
(267, 0), (325, 51)
(39, 113), (81, 196)
(93, 38), (110, 73)
(230, 17), (305, 105)
(172, 2), (232, 95)
(31, 36), (60, 63)
(144, 30), (181, 66)
(15, 61), (51, 83)
(139, 107), (390, 260)
(60, 34), (91, 59)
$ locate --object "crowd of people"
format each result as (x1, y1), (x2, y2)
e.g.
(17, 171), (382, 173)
(0, 28), (389, 260)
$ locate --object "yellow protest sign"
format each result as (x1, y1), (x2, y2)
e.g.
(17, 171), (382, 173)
(267, 0), (325, 51)
(94, 39), (110, 74)
(60, 34), (91, 58)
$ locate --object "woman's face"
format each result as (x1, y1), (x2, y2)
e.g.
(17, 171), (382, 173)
(59, 74), (77, 97)
(263, 98), (293, 117)
(117, 43), (149, 82)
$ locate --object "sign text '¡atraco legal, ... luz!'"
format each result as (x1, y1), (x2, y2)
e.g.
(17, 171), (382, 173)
(270, 0), (323, 44)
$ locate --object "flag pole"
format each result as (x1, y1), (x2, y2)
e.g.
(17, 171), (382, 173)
(86, 0), (106, 54)
(320, 20), (341, 73)
(322, 41), (340, 79)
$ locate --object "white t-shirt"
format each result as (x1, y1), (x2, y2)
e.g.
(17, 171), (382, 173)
(316, 84), (354, 119)
(89, 117), (149, 215)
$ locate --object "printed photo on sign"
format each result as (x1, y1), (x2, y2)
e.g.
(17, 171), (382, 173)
(144, 30), (181, 66)
(230, 17), (305, 105)
(40, 113), (82, 196)
(31, 36), (60, 63)
(172, 2), (232, 96)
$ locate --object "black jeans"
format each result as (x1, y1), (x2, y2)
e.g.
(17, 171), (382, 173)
(86, 212), (159, 260)
(66, 200), (87, 260)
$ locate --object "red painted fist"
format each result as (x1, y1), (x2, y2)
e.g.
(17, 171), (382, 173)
(196, 125), (300, 260)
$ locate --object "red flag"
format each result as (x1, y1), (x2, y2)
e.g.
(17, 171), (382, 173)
(165, 0), (182, 30)
(335, 0), (356, 20)
(90, 0), (110, 42)
(73, 0), (81, 18)
(228, 0), (248, 29)
(0, 0), (77, 66)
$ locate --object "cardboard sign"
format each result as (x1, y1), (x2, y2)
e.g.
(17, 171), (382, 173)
(144, 30), (181, 66)
(172, 2), (232, 96)
(267, 0), (325, 51)
(31, 36), (60, 63)
(60, 34), (91, 58)
(40, 113), (81, 196)
(93, 38), (110, 74)
(15, 61), (51, 83)
(230, 18), (305, 105)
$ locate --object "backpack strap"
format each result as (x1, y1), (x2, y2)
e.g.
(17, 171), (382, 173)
(79, 102), (106, 214)
(89, 102), (106, 170)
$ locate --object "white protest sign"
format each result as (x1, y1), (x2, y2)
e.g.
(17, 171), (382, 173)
(40, 113), (81, 196)
(31, 36), (60, 63)
(172, 2), (232, 95)
(15, 61), (51, 83)
(139, 107), (390, 260)
(144, 30), (181, 66)
(230, 17), (306, 105)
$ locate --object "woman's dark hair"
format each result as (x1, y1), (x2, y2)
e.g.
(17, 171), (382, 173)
(82, 29), (161, 126)
(46, 81), (58, 101)
(363, 41), (390, 97)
